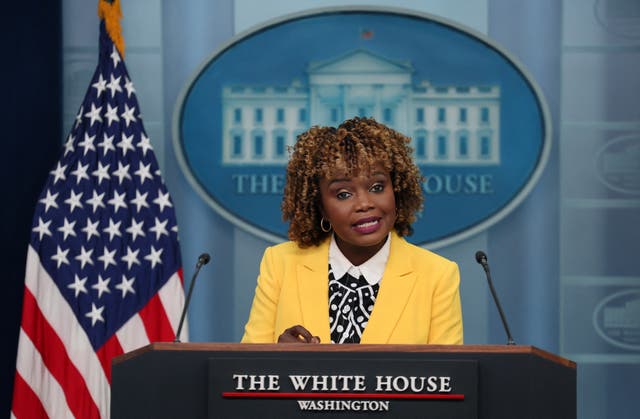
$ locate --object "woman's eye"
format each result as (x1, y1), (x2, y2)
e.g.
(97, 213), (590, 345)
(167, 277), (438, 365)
(370, 183), (384, 192)
(336, 191), (351, 200)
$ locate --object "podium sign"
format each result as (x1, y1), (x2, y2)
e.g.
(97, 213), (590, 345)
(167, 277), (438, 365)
(208, 356), (478, 418)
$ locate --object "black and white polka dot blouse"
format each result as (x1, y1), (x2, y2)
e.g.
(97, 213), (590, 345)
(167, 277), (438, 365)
(329, 265), (380, 344)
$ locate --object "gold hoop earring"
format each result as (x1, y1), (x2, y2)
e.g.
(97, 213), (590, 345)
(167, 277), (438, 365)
(320, 217), (332, 233)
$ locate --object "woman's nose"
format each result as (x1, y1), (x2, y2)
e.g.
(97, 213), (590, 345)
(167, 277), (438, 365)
(354, 192), (374, 211)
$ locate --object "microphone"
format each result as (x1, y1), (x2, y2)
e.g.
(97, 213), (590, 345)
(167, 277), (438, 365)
(174, 253), (211, 343)
(475, 250), (515, 345)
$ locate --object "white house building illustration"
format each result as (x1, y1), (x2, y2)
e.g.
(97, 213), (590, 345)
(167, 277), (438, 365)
(603, 298), (640, 330)
(221, 49), (500, 166)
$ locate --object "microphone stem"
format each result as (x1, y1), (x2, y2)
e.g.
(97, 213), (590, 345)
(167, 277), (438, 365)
(174, 262), (203, 343)
(483, 265), (516, 345)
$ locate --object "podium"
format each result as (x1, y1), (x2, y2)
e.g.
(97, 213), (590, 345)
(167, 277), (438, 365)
(111, 343), (575, 419)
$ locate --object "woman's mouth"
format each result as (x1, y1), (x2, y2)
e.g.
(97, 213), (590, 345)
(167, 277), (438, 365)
(352, 218), (381, 234)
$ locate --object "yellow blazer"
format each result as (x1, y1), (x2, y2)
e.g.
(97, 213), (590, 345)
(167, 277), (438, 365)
(241, 232), (463, 344)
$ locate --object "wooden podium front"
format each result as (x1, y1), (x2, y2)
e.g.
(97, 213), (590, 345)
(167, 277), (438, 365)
(111, 343), (575, 419)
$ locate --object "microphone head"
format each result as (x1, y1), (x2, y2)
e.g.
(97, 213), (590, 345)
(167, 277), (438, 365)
(198, 253), (211, 266)
(475, 250), (487, 265)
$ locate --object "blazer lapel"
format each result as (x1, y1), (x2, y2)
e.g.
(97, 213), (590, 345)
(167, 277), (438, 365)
(361, 234), (416, 343)
(296, 240), (332, 343)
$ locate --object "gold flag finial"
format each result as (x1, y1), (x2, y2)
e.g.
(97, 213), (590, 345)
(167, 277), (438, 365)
(98, 0), (125, 58)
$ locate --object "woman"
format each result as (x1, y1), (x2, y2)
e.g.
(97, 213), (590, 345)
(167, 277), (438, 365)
(241, 117), (463, 344)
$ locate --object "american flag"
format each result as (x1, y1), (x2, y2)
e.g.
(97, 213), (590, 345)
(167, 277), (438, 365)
(11, 12), (185, 419)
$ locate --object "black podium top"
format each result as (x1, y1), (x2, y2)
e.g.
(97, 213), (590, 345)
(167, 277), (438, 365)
(112, 343), (575, 419)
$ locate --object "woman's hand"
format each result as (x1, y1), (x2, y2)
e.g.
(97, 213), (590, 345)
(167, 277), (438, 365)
(278, 325), (321, 344)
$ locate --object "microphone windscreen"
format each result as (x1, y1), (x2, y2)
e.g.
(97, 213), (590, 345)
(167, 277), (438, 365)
(198, 253), (211, 265)
(475, 250), (487, 264)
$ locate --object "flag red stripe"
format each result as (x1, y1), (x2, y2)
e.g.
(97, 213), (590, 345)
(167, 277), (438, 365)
(96, 333), (124, 384)
(20, 288), (101, 419)
(11, 372), (49, 419)
(139, 292), (176, 342)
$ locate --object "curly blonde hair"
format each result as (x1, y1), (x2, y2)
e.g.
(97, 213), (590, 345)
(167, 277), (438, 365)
(282, 117), (424, 247)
